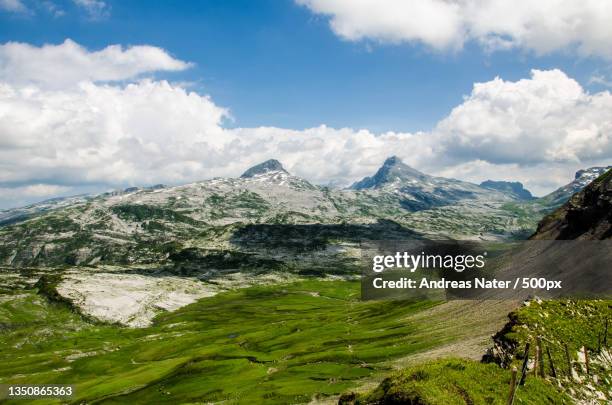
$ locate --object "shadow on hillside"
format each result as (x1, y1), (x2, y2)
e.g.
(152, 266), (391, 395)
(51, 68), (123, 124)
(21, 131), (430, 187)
(229, 219), (423, 251)
(398, 187), (477, 211)
(120, 220), (423, 278)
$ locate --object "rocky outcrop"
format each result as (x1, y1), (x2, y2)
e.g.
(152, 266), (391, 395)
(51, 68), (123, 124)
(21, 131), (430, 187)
(539, 165), (612, 207)
(480, 180), (534, 200)
(531, 168), (612, 240)
(240, 159), (288, 178)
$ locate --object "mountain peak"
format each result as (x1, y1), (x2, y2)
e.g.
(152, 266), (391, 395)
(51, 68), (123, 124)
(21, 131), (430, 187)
(351, 156), (426, 190)
(383, 155), (402, 167)
(574, 166), (612, 182)
(240, 159), (288, 178)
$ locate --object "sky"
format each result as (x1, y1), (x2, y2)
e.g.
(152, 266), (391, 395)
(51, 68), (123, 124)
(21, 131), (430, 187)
(0, 0), (611, 208)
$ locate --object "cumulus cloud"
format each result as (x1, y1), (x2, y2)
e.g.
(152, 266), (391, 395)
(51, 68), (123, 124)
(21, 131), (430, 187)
(434, 69), (612, 165)
(228, 126), (434, 186)
(298, 0), (465, 50)
(297, 0), (612, 58)
(0, 80), (228, 187)
(0, 40), (192, 88)
(1, 40), (611, 207)
(0, 75), (418, 193)
(0, 0), (28, 13)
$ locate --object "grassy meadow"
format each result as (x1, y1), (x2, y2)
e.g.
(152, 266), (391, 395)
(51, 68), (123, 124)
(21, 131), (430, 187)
(1, 277), (456, 404)
(3, 271), (599, 404)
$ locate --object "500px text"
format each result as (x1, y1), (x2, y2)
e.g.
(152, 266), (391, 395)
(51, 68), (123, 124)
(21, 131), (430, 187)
(372, 277), (562, 290)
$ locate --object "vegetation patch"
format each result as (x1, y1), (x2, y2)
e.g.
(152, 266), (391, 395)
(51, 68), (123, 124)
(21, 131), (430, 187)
(489, 299), (611, 403)
(340, 358), (569, 404)
(111, 204), (198, 225)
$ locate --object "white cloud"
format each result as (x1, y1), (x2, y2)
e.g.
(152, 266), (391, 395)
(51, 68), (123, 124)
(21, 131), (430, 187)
(229, 126), (433, 186)
(0, 0), (28, 13)
(298, 0), (465, 50)
(0, 79), (228, 188)
(434, 69), (612, 166)
(0, 40), (611, 207)
(73, 0), (108, 19)
(0, 40), (192, 89)
(297, 0), (612, 58)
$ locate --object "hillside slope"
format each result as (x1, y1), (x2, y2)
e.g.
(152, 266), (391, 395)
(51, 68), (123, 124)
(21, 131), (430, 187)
(341, 168), (612, 405)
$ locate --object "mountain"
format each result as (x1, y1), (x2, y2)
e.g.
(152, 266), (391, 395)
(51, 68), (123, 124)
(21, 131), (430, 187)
(350, 156), (428, 189)
(531, 168), (612, 240)
(475, 168), (612, 301)
(1, 159), (603, 270)
(0, 159), (604, 327)
(238, 159), (314, 189)
(350, 156), (511, 211)
(539, 165), (612, 207)
(0, 158), (536, 268)
(240, 159), (288, 178)
(479, 180), (534, 200)
(490, 165), (612, 239)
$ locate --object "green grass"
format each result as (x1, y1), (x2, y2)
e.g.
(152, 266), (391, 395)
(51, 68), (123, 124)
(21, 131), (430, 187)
(4, 276), (599, 404)
(502, 300), (610, 357)
(0, 279), (465, 404)
(341, 299), (611, 404)
(341, 358), (570, 404)
(494, 299), (611, 402)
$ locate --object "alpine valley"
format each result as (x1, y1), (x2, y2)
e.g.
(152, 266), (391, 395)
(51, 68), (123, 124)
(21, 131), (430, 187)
(0, 158), (610, 404)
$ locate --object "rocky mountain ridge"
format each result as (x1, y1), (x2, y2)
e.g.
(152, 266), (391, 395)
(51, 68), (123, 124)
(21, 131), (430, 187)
(350, 156), (499, 211)
(0, 158), (603, 268)
(539, 165), (612, 207)
(0, 158), (529, 268)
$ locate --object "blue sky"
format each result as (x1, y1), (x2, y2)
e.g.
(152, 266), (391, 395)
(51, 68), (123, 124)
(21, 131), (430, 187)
(0, 0), (611, 208)
(1, 0), (609, 132)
